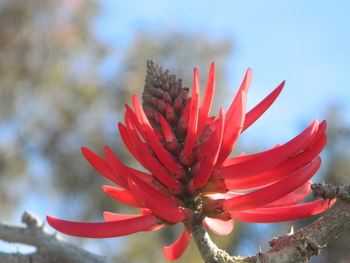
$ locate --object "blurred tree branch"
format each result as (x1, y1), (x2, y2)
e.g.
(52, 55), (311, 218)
(0, 211), (105, 263)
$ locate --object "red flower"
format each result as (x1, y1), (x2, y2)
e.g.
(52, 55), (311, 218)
(47, 62), (334, 261)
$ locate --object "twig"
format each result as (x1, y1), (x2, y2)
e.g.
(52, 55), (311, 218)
(0, 211), (105, 263)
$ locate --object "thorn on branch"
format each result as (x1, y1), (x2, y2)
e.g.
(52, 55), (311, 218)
(21, 211), (40, 228)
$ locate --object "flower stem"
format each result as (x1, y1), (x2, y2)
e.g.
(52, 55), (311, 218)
(188, 214), (257, 263)
(188, 214), (233, 263)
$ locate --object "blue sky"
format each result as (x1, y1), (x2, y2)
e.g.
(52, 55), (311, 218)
(97, 0), (350, 147)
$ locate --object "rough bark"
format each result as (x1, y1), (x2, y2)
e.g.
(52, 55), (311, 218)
(189, 183), (350, 263)
(256, 199), (350, 262)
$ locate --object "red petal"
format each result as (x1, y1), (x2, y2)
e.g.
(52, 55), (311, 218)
(163, 229), (192, 261)
(102, 211), (165, 231)
(138, 149), (182, 194)
(190, 109), (225, 190)
(139, 209), (166, 231)
(202, 178), (228, 193)
(195, 120), (218, 156)
(105, 145), (154, 182)
(135, 146), (182, 194)
(124, 109), (150, 169)
(181, 68), (200, 165)
(204, 217), (234, 236)
(223, 157), (321, 211)
(218, 120), (319, 179)
(125, 111), (182, 193)
(131, 95), (181, 173)
(222, 121), (323, 168)
(128, 178), (190, 223)
(215, 68), (251, 167)
(197, 62), (216, 138)
(262, 181), (312, 208)
(129, 172), (183, 207)
(222, 144), (280, 167)
(231, 199), (336, 223)
(225, 134), (326, 190)
(102, 185), (144, 208)
(103, 212), (143, 221)
(118, 122), (144, 165)
(242, 81), (284, 132)
(158, 114), (180, 152)
(103, 146), (137, 188)
(81, 147), (125, 187)
(158, 114), (177, 143)
(46, 214), (158, 238)
(104, 145), (163, 194)
(124, 112), (154, 167)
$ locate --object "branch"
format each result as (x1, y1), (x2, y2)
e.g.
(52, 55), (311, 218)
(190, 184), (350, 263)
(1, 184), (349, 263)
(0, 211), (105, 263)
(256, 194), (350, 262)
(311, 183), (350, 201)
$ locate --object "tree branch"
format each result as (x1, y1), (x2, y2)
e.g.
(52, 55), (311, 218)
(1, 184), (349, 263)
(0, 211), (105, 263)
(256, 196), (350, 262)
(190, 183), (350, 263)
(311, 183), (350, 201)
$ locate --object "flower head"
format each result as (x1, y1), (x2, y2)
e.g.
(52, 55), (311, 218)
(47, 61), (334, 261)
